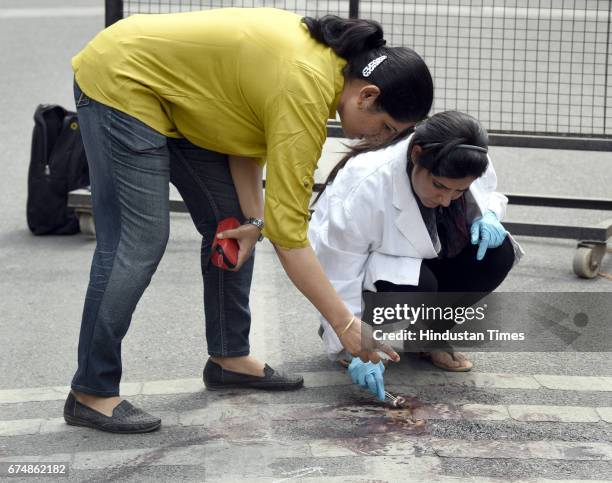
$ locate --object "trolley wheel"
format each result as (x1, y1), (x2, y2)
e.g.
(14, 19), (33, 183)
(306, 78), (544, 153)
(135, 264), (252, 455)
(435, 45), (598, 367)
(78, 212), (96, 237)
(573, 246), (599, 279)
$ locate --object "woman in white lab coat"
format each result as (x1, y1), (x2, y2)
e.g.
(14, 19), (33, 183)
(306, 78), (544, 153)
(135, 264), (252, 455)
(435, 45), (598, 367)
(309, 111), (522, 399)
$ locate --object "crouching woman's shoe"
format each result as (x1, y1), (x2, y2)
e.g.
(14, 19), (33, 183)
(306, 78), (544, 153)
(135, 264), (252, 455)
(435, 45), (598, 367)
(63, 392), (161, 434)
(203, 358), (304, 391)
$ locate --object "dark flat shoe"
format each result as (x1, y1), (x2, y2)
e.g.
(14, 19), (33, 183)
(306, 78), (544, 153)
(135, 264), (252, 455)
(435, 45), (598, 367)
(203, 358), (304, 391)
(63, 392), (161, 434)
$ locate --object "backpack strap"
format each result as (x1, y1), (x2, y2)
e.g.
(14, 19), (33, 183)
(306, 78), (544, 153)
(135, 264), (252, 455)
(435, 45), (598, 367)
(33, 105), (67, 170)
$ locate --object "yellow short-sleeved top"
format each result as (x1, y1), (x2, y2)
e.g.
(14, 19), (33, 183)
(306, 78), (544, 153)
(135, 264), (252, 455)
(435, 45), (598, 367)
(72, 8), (346, 248)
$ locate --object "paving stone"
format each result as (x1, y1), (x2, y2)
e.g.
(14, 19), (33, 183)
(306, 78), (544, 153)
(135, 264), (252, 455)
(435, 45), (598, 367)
(310, 437), (425, 458)
(141, 378), (203, 396)
(412, 403), (461, 420)
(513, 480), (610, 483)
(179, 407), (228, 427)
(304, 477), (507, 483)
(156, 411), (180, 427)
(534, 375), (612, 392)
(302, 371), (351, 388)
(363, 455), (441, 478)
(268, 403), (375, 421)
(0, 454), (73, 464)
(596, 407), (612, 423)
(156, 443), (223, 467)
(6, 439), (612, 481)
(72, 447), (153, 470)
(431, 439), (612, 460)
(0, 418), (42, 436)
(308, 440), (365, 458)
(39, 418), (80, 434)
(119, 382), (143, 397)
(459, 404), (510, 421)
(0, 386), (66, 404)
(385, 370), (447, 386)
(508, 404), (601, 422)
(4, 400), (606, 438)
(3, 371), (608, 408)
(445, 372), (541, 389)
(200, 441), (314, 479)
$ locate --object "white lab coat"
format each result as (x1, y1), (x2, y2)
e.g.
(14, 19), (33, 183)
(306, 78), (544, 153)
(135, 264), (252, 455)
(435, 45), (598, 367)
(308, 135), (524, 360)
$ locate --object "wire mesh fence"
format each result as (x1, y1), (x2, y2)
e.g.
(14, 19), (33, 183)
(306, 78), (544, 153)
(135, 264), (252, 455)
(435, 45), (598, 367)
(122, 0), (349, 17)
(112, 0), (612, 138)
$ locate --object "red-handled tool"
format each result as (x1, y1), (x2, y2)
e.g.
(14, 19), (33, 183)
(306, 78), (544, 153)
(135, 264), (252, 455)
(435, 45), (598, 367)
(210, 217), (240, 270)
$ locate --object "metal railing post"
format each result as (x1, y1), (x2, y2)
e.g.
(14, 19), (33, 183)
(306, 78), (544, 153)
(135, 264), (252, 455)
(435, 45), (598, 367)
(604, 0), (611, 135)
(105, 0), (124, 27)
(349, 0), (359, 18)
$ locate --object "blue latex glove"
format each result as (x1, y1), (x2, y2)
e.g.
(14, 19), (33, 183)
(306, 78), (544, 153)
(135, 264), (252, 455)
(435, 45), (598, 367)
(348, 358), (385, 401)
(470, 210), (507, 261)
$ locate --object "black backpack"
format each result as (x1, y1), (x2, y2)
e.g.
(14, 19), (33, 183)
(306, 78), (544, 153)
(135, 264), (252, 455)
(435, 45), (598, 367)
(26, 105), (90, 235)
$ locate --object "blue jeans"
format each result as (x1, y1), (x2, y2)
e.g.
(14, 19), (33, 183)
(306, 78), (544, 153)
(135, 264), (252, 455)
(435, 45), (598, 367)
(72, 82), (254, 396)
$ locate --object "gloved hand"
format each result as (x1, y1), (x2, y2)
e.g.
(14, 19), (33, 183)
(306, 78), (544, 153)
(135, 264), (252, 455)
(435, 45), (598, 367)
(470, 210), (507, 261)
(348, 358), (385, 401)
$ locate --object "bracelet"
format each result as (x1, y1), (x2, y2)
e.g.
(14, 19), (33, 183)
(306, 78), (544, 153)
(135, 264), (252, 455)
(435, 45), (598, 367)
(339, 316), (356, 337)
(243, 217), (264, 242)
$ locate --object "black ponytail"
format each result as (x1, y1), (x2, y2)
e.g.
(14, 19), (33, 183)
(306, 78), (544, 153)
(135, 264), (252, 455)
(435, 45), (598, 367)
(312, 127), (414, 205)
(301, 15), (386, 60)
(302, 15), (433, 123)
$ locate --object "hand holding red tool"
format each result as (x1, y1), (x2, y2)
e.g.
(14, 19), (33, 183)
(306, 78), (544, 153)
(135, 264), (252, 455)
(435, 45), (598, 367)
(210, 217), (240, 270)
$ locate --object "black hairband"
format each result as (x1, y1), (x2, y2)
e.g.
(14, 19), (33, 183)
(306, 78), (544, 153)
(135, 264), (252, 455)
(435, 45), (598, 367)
(455, 144), (488, 153)
(422, 142), (488, 154)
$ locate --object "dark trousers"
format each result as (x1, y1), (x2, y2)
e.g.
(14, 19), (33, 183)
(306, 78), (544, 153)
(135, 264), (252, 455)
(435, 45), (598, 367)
(72, 82), (253, 396)
(374, 238), (515, 341)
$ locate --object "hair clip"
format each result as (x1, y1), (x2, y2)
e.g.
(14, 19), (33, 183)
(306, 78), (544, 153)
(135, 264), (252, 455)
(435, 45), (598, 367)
(362, 55), (388, 77)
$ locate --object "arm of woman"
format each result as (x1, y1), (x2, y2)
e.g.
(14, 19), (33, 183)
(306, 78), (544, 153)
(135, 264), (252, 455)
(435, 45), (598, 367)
(228, 156), (264, 220)
(262, 82), (398, 363)
(274, 244), (397, 363)
(217, 156), (264, 270)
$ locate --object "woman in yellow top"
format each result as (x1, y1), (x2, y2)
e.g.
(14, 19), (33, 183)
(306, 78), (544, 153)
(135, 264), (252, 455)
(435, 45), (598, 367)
(63, 7), (434, 433)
